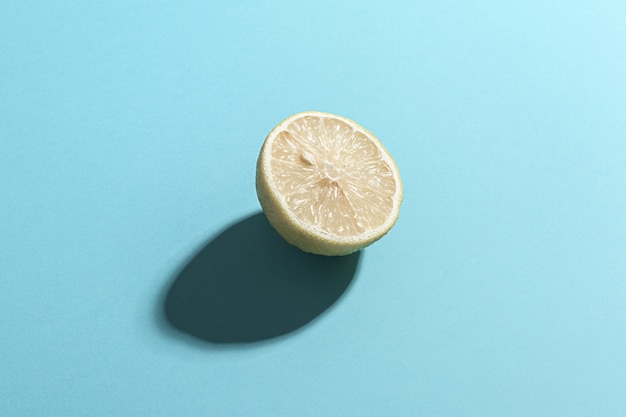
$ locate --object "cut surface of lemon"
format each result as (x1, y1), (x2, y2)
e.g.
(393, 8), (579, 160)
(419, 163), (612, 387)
(256, 111), (402, 256)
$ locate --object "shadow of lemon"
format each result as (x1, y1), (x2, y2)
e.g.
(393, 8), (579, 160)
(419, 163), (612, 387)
(160, 212), (361, 344)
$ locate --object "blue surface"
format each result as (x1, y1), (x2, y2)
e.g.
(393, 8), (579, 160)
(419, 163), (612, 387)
(2, 0), (626, 415)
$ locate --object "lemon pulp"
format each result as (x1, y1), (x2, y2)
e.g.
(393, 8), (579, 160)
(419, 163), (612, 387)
(270, 116), (396, 237)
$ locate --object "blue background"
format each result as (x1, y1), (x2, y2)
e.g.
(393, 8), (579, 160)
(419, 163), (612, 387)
(2, 0), (625, 415)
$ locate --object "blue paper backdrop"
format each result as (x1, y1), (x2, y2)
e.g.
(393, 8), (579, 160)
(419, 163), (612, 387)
(2, 1), (625, 416)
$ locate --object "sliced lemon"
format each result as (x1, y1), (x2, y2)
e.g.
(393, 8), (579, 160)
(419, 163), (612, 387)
(256, 111), (403, 256)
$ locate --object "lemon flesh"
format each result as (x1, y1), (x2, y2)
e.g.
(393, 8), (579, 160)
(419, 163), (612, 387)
(256, 111), (402, 256)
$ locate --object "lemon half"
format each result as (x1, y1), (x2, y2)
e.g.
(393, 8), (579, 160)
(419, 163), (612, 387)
(256, 111), (402, 256)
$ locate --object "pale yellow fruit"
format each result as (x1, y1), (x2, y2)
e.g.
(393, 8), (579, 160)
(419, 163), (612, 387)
(256, 111), (402, 256)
